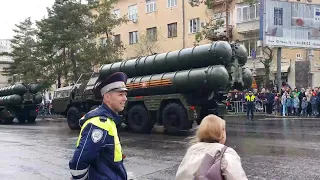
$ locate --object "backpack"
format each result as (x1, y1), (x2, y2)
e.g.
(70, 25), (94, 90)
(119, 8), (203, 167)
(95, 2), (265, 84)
(193, 146), (228, 180)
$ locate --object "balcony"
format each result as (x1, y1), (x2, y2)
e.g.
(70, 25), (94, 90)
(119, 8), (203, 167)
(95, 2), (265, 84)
(236, 3), (260, 34)
(206, 25), (233, 41)
(236, 19), (259, 34)
(210, 0), (233, 6)
(0, 56), (13, 63)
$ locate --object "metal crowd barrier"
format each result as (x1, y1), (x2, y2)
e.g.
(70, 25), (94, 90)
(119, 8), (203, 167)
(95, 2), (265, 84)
(227, 100), (267, 114)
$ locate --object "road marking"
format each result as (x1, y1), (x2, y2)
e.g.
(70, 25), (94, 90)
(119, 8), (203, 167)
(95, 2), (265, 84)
(127, 171), (135, 180)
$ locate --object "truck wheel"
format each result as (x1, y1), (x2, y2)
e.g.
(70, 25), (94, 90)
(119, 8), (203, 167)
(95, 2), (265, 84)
(1, 117), (14, 124)
(127, 105), (154, 133)
(0, 110), (15, 124)
(162, 103), (189, 134)
(67, 107), (81, 130)
(27, 116), (36, 123)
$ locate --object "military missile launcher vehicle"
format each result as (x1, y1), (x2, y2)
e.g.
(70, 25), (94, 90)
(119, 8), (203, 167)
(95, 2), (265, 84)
(98, 41), (233, 79)
(0, 82), (42, 124)
(52, 41), (253, 134)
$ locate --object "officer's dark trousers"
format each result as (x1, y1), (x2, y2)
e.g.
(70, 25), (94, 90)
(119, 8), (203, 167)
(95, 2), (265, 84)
(247, 104), (254, 120)
(317, 103), (320, 118)
(266, 103), (273, 114)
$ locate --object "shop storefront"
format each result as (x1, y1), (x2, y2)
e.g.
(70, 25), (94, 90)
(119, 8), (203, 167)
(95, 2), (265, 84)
(244, 58), (292, 90)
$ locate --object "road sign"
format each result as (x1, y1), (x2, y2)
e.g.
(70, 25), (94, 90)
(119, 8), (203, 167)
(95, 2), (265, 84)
(262, 0), (320, 49)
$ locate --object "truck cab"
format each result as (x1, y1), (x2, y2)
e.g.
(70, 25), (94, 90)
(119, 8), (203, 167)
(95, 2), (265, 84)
(51, 72), (100, 129)
(51, 85), (74, 117)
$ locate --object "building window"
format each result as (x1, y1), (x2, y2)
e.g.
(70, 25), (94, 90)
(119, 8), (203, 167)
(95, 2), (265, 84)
(114, 34), (121, 45)
(167, 0), (177, 8)
(168, 23), (177, 38)
(146, 0), (156, 13)
(237, 3), (260, 23)
(113, 9), (120, 18)
(309, 50), (314, 56)
(213, 12), (231, 26)
(240, 39), (260, 57)
(296, 53), (302, 60)
(189, 18), (200, 34)
(100, 37), (107, 46)
(128, 4), (138, 20)
(85, 0), (97, 4)
(129, 31), (138, 44)
(147, 27), (157, 41)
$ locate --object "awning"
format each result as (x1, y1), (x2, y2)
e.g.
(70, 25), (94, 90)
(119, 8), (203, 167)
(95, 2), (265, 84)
(271, 64), (290, 73)
(244, 58), (291, 75)
(251, 68), (266, 76)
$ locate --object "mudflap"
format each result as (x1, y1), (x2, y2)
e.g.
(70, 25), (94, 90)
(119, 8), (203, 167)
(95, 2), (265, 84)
(29, 108), (38, 117)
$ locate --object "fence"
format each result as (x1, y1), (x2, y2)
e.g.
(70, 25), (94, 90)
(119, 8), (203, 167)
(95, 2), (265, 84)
(227, 100), (267, 114)
(37, 104), (61, 117)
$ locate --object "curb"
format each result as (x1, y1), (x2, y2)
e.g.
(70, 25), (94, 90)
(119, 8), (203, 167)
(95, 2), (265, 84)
(36, 117), (65, 121)
(225, 113), (320, 119)
(225, 113), (268, 117)
(37, 115), (64, 119)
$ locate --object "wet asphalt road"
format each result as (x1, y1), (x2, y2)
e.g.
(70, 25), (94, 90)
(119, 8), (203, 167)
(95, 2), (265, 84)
(0, 116), (320, 180)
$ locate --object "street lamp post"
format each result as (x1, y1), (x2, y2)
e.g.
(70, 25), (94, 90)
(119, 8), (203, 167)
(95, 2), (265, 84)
(251, 49), (257, 77)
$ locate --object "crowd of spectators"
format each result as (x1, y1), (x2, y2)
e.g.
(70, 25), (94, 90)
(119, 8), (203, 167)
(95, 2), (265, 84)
(226, 83), (320, 117)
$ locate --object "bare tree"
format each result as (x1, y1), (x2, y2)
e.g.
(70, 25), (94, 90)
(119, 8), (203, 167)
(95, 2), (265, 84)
(260, 46), (275, 88)
(189, 0), (232, 44)
(131, 29), (164, 57)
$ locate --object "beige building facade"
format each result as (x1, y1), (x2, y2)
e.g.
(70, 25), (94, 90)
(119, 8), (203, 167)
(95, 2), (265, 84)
(111, 0), (320, 88)
(111, 0), (217, 58)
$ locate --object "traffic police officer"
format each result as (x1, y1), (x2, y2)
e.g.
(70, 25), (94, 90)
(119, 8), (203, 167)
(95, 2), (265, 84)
(245, 90), (256, 121)
(69, 72), (128, 180)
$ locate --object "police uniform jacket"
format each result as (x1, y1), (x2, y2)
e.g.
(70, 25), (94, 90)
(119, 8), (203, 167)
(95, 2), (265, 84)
(69, 103), (127, 180)
(245, 94), (256, 105)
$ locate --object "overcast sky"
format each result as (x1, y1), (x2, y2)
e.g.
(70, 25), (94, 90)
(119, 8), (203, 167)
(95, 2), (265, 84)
(0, 0), (56, 39)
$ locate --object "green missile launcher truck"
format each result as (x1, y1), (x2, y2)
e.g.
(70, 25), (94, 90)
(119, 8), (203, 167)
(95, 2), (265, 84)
(52, 41), (253, 134)
(0, 74), (43, 124)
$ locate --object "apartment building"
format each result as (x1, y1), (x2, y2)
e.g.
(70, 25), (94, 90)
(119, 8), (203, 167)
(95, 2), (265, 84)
(111, 0), (233, 58)
(111, 0), (320, 88)
(0, 39), (14, 87)
(234, 0), (320, 88)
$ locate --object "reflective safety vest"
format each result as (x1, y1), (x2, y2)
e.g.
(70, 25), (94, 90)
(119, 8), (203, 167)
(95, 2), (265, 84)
(245, 95), (256, 102)
(69, 116), (127, 180)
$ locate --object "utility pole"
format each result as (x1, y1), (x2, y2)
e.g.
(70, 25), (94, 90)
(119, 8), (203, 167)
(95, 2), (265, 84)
(225, 0), (229, 42)
(277, 47), (281, 91)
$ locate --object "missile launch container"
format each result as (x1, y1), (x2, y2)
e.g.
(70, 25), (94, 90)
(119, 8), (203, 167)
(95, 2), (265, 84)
(52, 41), (253, 134)
(0, 83), (42, 124)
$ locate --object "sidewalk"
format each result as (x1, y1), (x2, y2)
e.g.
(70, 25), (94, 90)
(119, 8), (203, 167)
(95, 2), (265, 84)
(225, 112), (320, 119)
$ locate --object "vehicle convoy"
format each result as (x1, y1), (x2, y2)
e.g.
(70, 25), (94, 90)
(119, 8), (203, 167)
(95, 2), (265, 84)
(52, 41), (253, 134)
(0, 75), (42, 124)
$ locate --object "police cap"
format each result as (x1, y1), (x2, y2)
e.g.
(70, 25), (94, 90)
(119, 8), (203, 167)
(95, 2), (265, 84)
(94, 72), (128, 98)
